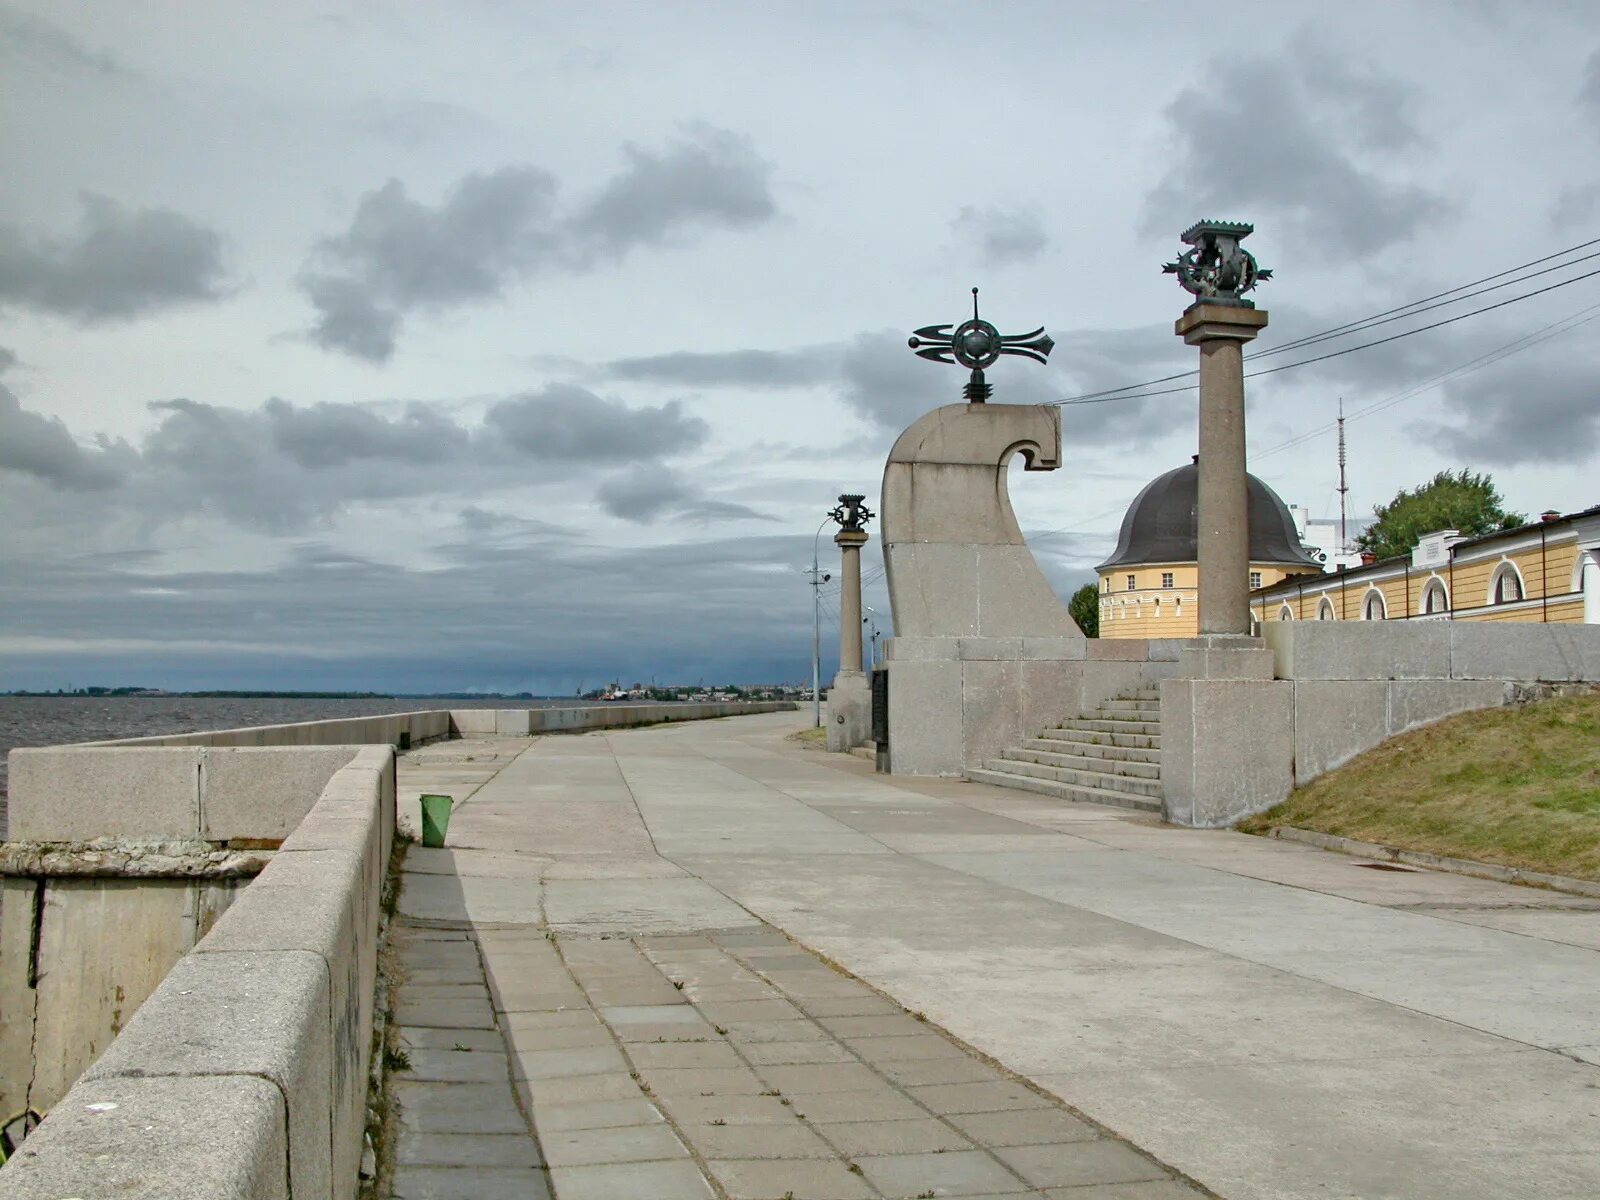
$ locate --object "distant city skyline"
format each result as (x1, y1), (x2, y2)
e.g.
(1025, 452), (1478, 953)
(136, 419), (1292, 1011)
(3, 3), (1598, 692)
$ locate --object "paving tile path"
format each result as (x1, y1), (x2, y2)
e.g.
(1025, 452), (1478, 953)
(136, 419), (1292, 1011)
(383, 715), (1600, 1200)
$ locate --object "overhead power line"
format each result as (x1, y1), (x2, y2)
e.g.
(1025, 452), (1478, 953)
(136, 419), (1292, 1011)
(1053, 262), (1600, 407)
(1252, 298), (1600, 462)
(1046, 234), (1600, 408)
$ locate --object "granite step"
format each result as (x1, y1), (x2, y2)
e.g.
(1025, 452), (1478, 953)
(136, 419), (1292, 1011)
(1039, 728), (1161, 752)
(966, 767), (1164, 813)
(1003, 746), (1162, 779)
(987, 757), (1163, 797)
(1100, 700), (1162, 717)
(1064, 717), (1162, 736)
(1017, 737), (1161, 765)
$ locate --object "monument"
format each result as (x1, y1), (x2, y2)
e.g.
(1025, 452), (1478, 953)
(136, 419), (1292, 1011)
(873, 291), (1186, 775)
(1164, 220), (1271, 636)
(825, 494), (874, 751)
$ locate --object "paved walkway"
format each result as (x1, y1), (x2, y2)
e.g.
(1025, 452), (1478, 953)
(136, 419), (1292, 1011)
(384, 711), (1600, 1199)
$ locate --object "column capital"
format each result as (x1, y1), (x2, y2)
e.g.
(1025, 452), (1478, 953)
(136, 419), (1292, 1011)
(1175, 303), (1269, 346)
(834, 528), (868, 549)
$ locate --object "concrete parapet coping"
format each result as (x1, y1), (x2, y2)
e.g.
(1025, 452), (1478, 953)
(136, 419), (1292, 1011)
(1263, 825), (1600, 899)
(5, 744), (362, 843)
(1263, 621), (1600, 682)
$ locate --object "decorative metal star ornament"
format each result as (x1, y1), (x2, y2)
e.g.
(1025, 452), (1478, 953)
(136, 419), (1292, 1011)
(908, 288), (1055, 402)
(1162, 220), (1272, 308)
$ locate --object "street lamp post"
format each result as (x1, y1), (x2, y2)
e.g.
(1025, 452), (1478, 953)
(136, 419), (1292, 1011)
(807, 516), (832, 727)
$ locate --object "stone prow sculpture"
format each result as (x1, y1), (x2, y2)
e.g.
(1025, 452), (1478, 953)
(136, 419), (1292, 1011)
(882, 403), (1082, 639)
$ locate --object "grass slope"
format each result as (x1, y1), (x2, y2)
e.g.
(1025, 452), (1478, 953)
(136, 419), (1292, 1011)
(1239, 691), (1600, 881)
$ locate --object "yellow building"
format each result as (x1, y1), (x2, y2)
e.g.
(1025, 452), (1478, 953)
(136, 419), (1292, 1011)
(1097, 458), (1323, 638)
(1253, 506), (1600, 626)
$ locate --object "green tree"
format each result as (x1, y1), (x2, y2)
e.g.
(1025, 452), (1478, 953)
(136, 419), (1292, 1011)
(1069, 582), (1099, 638)
(1356, 469), (1525, 561)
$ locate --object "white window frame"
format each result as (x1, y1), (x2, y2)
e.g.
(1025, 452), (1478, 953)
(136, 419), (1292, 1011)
(1317, 597), (1337, 621)
(1489, 560), (1526, 606)
(1362, 588), (1387, 621)
(1249, 570), (1263, 589)
(1279, 603), (1294, 621)
(1423, 577), (1450, 616)
(1126, 574), (1137, 592)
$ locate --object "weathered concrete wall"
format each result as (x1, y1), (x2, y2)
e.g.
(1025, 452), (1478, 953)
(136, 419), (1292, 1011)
(1159, 623), (1600, 827)
(886, 637), (1183, 775)
(0, 747), (395, 1199)
(7, 745), (362, 842)
(0, 745), (362, 1120)
(78, 709), (452, 750)
(448, 701), (798, 737)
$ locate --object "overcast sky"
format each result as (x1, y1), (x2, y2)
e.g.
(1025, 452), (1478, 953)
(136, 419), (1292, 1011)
(3, 2), (1598, 693)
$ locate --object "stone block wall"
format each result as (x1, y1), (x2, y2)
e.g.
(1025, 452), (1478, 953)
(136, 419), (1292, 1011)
(885, 637), (1185, 775)
(0, 747), (396, 1200)
(1161, 623), (1600, 827)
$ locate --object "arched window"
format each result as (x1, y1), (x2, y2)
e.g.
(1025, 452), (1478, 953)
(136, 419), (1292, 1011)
(1279, 603), (1294, 622)
(1423, 578), (1449, 615)
(1490, 561), (1525, 605)
(1363, 589), (1387, 621)
(1317, 597), (1336, 621)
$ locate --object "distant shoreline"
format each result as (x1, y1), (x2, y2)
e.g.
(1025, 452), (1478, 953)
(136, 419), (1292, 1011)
(0, 691), (570, 700)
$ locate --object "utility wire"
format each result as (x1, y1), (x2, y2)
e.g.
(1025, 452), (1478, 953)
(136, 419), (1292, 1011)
(1053, 263), (1600, 407)
(1254, 237), (1600, 359)
(1252, 298), (1600, 462)
(1045, 234), (1600, 407)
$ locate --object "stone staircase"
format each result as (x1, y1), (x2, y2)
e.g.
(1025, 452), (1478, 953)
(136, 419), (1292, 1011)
(967, 689), (1163, 813)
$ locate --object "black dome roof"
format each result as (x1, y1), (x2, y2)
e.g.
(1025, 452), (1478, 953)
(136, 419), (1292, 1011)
(1096, 459), (1323, 572)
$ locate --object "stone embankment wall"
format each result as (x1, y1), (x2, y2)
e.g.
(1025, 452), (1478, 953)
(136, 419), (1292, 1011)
(77, 700), (791, 748)
(1267, 622), (1600, 784)
(1161, 623), (1600, 827)
(0, 746), (393, 1198)
(0, 700), (792, 1197)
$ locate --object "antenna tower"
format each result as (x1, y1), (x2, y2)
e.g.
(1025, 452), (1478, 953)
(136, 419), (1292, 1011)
(1336, 397), (1349, 555)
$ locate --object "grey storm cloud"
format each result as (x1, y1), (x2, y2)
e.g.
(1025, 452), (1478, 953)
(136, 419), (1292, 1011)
(300, 126), (778, 362)
(567, 124), (776, 252)
(0, 193), (228, 322)
(950, 206), (1049, 264)
(0, 383), (717, 535)
(263, 396), (469, 469)
(1144, 52), (1452, 257)
(607, 347), (831, 387)
(596, 468), (773, 525)
(483, 385), (709, 463)
(0, 8), (133, 78)
(0, 526), (851, 692)
(0, 383), (125, 490)
(1426, 358), (1600, 467)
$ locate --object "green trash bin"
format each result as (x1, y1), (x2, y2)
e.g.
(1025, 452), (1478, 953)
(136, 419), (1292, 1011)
(419, 794), (453, 848)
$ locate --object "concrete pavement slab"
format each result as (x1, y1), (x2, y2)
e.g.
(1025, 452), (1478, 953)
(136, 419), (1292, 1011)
(382, 712), (1600, 1200)
(547, 1159), (714, 1200)
(389, 1165), (550, 1200)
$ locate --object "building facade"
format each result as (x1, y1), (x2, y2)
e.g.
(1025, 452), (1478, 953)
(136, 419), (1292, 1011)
(1252, 506), (1600, 626)
(1097, 458), (1324, 639)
